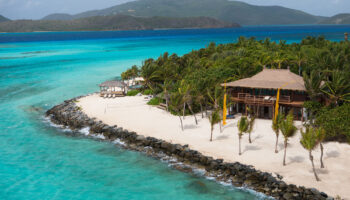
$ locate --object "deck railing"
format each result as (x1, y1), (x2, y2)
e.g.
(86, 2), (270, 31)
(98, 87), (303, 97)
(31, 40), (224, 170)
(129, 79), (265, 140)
(235, 93), (291, 104)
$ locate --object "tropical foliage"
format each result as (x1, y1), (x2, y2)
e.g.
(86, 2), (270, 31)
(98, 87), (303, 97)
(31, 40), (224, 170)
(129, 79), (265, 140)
(280, 111), (297, 166)
(272, 113), (284, 153)
(126, 90), (140, 96)
(300, 126), (321, 181)
(237, 116), (249, 155)
(122, 36), (350, 143)
(209, 109), (221, 141)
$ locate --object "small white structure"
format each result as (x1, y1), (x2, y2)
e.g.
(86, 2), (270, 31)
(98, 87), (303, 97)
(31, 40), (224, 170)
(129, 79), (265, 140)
(125, 77), (145, 87)
(99, 81), (128, 98)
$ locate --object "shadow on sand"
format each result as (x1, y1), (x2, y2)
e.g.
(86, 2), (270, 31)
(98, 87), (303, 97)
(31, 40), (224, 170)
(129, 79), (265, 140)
(242, 145), (261, 153)
(288, 155), (305, 164)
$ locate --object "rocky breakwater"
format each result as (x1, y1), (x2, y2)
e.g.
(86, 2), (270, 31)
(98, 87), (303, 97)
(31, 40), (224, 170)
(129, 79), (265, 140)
(46, 97), (333, 200)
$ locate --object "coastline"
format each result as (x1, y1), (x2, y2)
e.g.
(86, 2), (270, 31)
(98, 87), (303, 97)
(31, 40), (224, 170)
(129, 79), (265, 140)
(46, 94), (333, 200)
(0, 26), (240, 34)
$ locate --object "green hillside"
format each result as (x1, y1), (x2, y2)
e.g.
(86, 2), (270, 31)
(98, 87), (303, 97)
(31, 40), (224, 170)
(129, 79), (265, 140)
(0, 15), (10, 23)
(0, 15), (239, 33)
(42, 13), (74, 20)
(44, 0), (325, 25)
(319, 13), (350, 25)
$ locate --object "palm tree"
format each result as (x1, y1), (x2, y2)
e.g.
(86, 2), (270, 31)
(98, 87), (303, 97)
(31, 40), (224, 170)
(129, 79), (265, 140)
(272, 52), (287, 69)
(179, 80), (198, 125)
(293, 52), (307, 75)
(169, 92), (184, 131)
(209, 109), (221, 142)
(195, 93), (205, 118)
(247, 116), (256, 143)
(315, 127), (326, 168)
(207, 85), (224, 131)
(300, 126), (321, 181)
(303, 71), (324, 101)
(322, 70), (350, 105)
(272, 113), (283, 153)
(237, 116), (249, 155)
(254, 53), (272, 69)
(159, 79), (172, 111)
(280, 111), (297, 166)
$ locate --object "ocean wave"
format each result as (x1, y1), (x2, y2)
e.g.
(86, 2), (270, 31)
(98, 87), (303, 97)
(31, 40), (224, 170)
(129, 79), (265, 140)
(112, 138), (126, 146)
(78, 127), (90, 136)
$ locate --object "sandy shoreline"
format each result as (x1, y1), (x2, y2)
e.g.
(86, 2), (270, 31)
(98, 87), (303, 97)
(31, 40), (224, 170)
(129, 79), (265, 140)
(77, 94), (350, 199)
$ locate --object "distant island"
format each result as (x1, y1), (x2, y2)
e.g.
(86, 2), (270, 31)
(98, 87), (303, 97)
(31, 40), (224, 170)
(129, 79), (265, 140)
(0, 15), (10, 23)
(1, 0), (349, 33)
(40, 0), (325, 25)
(0, 15), (239, 33)
(319, 13), (350, 25)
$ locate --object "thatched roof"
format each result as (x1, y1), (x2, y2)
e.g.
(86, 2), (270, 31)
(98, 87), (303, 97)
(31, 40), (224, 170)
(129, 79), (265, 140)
(99, 80), (126, 87)
(225, 69), (306, 91)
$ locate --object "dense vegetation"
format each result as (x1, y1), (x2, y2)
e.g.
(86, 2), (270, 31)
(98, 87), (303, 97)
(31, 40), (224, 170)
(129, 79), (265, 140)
(122, 36), (350, 143)
(42, 0), (325, 25)
(0, 15), (237, 33)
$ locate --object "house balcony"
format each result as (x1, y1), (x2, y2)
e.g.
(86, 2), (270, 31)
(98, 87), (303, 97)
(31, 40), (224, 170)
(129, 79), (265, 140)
(231, 93), (304, 107)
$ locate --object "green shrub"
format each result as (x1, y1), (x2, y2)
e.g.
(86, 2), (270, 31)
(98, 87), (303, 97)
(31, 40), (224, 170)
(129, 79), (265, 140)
(127, 90), (140, 96)
(303, 100), (322, 120)
(142, 89), (153, 95)
(147, 97), (161, 105)
(316, 104), (350, 143)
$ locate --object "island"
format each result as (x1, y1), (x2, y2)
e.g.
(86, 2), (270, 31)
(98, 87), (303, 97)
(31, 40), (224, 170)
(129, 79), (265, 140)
(47, 36), (350, 199)
(0, 15), (239, 33)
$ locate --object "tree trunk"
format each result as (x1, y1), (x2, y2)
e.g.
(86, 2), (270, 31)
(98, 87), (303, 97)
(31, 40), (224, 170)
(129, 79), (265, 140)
(210, 126), (213, 142)
(283, 140), (287, 166)
(179, 116), (184, 131)
(239, 134), (242, 156)
(249, 132), (252, 143)
(200, 103), (204, 118)
(205, 102), (208, 116)
(219, 120), (222, 133)
(165, 97), (169, 111)
(275, 134), (279, 153)
(187, 102), (198, 125)
(310, 150), (321, 181)
(183, 102), (186, 119)
(320, 143), (324, 168)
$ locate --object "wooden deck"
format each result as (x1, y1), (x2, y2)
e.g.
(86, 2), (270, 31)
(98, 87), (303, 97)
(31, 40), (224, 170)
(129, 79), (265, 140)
(100, 91), (125, 97)
(231, 93), (303, 107)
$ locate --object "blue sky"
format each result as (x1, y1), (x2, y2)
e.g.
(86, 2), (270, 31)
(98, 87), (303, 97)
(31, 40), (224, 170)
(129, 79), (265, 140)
(1, 0), (349, 20)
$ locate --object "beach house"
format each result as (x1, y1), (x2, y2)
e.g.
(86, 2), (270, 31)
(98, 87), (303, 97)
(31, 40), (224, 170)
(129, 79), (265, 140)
(99, 80), (128, 98)
(225, 68), (307, 121)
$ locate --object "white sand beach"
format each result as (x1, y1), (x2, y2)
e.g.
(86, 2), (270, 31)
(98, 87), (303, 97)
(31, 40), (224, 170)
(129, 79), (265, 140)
(77, 94), (350, 199)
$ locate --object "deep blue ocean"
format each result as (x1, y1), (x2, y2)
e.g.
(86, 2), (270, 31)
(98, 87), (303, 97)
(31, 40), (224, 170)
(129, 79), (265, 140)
(1, 25), (349, 200)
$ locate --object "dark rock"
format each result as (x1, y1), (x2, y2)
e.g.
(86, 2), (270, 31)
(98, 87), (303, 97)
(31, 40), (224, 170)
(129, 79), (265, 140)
(46, 96), (331, 200)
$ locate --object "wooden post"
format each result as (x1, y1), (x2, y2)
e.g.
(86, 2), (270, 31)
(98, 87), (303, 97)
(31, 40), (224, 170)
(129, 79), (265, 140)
(301, 107), (304, 122)
(345, 33), (348, 41)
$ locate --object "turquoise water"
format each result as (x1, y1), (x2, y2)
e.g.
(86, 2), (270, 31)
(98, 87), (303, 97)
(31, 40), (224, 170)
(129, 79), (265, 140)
(1, 26), (349, 200)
